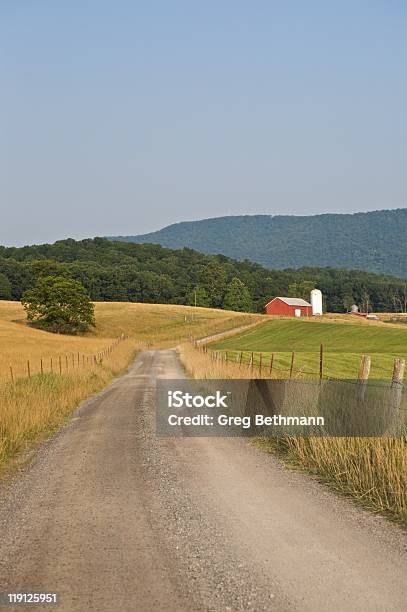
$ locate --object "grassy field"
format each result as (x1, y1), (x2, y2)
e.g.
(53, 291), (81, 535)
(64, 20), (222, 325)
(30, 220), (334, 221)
(0, 301), (259, 381)
(180, 316), (407, 524)
(210, 317), (407, 379)
(0, 300), (255, 473)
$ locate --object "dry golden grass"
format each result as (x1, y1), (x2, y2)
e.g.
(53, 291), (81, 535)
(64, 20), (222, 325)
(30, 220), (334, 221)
(0, 300), (254, 473)
(0, 339), (140, 472)
(0, 301), (259, 381)
(0, 303), (114, 382)
(92, 302), (260, 344)
(180, 342), (407, 524)
(179, 343), (275, 379)
(260, 436), (407, 524)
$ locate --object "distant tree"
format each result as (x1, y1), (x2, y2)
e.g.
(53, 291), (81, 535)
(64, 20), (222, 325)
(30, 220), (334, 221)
(391, 284), (407, 313)
(288, 280), (315, 302)
(198, 259), (227, 308)
(187, 286), (209, 307)
(0, 273), (12, 299)
(224, 277), (252, 312)
(342, 293), (355, 312)
(21, 276), (95, 334)
(361, 292), (371, 314)
(26, 259), (68, 279)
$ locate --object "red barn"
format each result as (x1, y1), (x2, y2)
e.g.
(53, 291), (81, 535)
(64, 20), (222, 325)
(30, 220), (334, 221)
(266, 297), (312, 317)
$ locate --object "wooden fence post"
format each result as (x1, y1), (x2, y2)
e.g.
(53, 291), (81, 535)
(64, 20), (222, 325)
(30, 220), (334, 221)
(269, 353), (274, 375)
(289, 352), (295, 378)
(27, 360), (31, 379)
(392, 357), (405, 386)
(239, 351), (243, 367)
(358, 354), (371, 382)
(50, 357), (53, 373)
(259, 353), (262, 375)
(10, 365), (14, 384)
(391, 357), (405, 411)
(40, 358), (43, 375)
(357, 354), (371, 400)
(59, 356), (62, 375)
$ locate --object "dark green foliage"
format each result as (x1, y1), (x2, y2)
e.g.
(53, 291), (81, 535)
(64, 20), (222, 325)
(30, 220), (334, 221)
(109, 209), (407, 278)
(224, 277), (252, 312)
(21, 276), (95, 334)
(288, 280), (316, 302)
(0, 238), (406, 313)
(197, 260), (227, 308)
(187, 287), (210, 307)
(0, 272), (12, 299)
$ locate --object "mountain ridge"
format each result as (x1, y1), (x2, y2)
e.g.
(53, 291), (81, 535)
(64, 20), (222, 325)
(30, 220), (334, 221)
(108, 208), (407, 278)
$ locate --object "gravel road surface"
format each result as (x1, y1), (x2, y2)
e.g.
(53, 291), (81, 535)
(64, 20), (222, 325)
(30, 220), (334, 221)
(0, 350), (406, 611)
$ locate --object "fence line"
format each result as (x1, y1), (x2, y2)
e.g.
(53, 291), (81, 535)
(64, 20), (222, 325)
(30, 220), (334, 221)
(5, 333), (128, 386)
(190, 339), (406, 386)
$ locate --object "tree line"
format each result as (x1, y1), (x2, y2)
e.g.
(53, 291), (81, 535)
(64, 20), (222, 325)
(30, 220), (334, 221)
(0, 237), (406, 313)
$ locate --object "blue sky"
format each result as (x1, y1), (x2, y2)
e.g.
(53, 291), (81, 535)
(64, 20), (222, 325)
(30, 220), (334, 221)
(1, 1), (406, 245)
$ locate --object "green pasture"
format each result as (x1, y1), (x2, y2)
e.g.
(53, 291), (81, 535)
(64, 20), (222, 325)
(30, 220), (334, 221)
(210, 319), (407, 379)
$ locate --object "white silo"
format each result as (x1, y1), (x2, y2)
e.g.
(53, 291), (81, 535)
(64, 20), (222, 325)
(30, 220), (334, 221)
(311, 289), (323, 316)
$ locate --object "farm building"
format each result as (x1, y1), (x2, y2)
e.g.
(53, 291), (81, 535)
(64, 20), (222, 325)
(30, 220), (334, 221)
(266, 297), (312, 317)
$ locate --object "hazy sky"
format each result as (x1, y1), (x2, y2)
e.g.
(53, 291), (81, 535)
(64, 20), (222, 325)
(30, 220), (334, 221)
(1, 1), (406, 246)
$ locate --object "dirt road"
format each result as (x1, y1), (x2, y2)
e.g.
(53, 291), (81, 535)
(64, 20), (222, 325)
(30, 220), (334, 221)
(195, 319), (265, 345)
(0, 350), (406, 611)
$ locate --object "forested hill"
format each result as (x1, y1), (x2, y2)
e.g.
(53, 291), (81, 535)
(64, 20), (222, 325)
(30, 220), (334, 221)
(109, 209), (407, 278)
(0, 238), (406, 314)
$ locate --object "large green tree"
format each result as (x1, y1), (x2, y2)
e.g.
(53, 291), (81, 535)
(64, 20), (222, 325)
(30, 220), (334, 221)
(197, 259), (227, 308)
(224, 277), (252, 312)
(21, 276), (95, 334)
